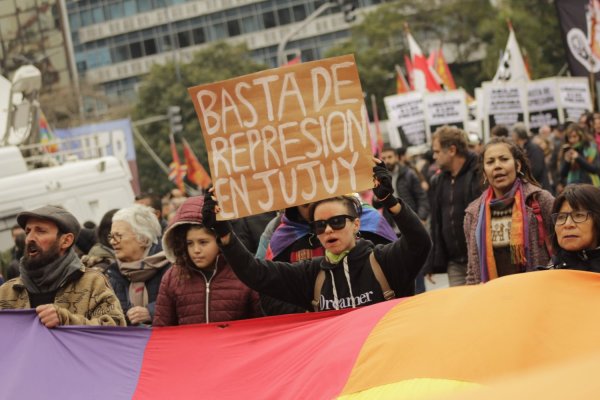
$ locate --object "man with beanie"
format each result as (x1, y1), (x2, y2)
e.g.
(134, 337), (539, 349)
(0, 206), (126, 327)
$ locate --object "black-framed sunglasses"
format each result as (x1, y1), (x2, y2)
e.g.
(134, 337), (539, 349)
(311, 215), (355, 235)
(551, 211), (591, 226)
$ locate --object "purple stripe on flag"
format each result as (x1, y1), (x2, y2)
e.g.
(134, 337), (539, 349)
(0, 310), (151, 400)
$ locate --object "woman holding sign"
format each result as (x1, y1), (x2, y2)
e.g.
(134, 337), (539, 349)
(201, 161), (431, 312)
(464, 138), (554, 285)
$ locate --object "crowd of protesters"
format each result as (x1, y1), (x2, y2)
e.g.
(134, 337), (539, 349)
(1, 113), (600, 329)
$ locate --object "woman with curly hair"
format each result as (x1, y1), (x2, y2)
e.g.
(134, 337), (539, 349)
(464, 137), (555, 284)
(153, 196), (261, 326)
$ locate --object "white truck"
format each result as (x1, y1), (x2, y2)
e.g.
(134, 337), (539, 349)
(0, 65), (136, 251)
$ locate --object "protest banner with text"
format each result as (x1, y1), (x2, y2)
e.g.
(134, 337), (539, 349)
(383, 91), (427, 149)
(188, 55), (373, 220)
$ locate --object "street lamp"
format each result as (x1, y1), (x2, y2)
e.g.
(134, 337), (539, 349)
(276, 1), (357, 66)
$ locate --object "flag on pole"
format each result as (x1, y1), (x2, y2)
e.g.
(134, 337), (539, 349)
(404, 54), (414, 90)
(169, 134), (186, 193)
(431, 47), (457, 90)
(394, 65), (411, 94)
(405, 26), (442, 92)
(39, 110), (58, 153)
(182, 138), (212, 189)
(493, 22), (530, 83)
(370, 94), (383, 156)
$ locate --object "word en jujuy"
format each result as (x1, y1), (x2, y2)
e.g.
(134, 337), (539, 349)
(189, 54), (374, 220)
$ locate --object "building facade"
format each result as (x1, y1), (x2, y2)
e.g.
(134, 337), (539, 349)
(66, 0), (386, 109)
(0, 0), (77, 90)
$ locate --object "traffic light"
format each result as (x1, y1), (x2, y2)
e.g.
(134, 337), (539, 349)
(168, 105), (183, 134)
(332, 0), (356, 23)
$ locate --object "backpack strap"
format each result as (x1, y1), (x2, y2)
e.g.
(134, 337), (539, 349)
(369, 253), (396, 300)
(312, 270), (326, 312)
(529, 194), (553, 257)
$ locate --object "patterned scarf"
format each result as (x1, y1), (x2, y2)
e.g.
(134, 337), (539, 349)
(475, 178), (529, 282)
(118, 250), (169, 308)
(567, 143), (600, 187)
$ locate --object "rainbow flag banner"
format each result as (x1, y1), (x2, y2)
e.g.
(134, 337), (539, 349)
(2, 270), (600, 399)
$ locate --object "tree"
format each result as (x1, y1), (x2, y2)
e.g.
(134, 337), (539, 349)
(325, 0), (565, 119)
(325, 0), (496, 118)
(133, 42), (267, 195)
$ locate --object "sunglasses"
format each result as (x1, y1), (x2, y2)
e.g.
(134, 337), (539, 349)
(311, 215), (354, 235)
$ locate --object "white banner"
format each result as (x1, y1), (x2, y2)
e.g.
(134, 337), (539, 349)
(482, 81), (528, 139)
(384, 91), (428, 148)
(527, 78), (560, 132)
(556, 77), (592, 123)
(424, 89), (468, 134)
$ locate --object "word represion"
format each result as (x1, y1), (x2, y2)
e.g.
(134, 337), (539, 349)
(189, 55), (374, 219)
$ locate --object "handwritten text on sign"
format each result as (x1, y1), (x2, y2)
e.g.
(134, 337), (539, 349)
(188, 55), (373, 219)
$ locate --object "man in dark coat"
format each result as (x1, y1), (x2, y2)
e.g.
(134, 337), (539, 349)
(428, 125), (483, 286)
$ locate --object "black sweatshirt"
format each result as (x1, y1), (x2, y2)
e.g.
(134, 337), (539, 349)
(220, 199), (431, 312)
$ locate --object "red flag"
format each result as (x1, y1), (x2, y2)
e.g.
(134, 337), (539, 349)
(169, 134), (186, 193)
(370, 94), (383, 156)
(182, 138), (212, 189)
(432, 47), (457, 90)
(284, 55), (301, 66)
(405, 27), (442, 92)
(394, 65), (410, 94)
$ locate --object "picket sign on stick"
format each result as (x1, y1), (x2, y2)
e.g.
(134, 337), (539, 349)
(188, 54), (374, 220)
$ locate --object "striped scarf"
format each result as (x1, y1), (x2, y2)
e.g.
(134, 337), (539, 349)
(475, 178), (529, 282)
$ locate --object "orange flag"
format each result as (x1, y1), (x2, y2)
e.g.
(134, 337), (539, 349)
(394, 65), (410, 94)
(182, 138), (212, 189)
(169, 134), (186, 193)
(432, 47), (457, 90)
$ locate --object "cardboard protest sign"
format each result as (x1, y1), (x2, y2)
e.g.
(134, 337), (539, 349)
(482, 81), (528, 140)
(188, 55), (373, 220)
(527, 78), (559, 132)
(556, 77), (592, 123)
(383, 92), (427, 149)
(423, 89), (468, 134)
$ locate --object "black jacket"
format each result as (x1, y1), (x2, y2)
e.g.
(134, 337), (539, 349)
(428, 152), (482, 273)
(220, 199), (431, 312)
(548, 248), (600, 273)
(524, 140), (551, 191)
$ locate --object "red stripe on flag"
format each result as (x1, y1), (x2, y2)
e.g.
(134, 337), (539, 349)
(133, 302), (398, 399)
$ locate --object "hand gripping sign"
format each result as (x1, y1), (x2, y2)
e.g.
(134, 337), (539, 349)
(188, 55), (374, 220)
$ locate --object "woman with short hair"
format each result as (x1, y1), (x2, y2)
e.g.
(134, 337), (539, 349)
(547, 184), (600, 272)
(106, 204), (170, 326)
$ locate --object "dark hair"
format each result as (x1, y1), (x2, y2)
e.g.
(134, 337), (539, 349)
(551, 184), (600, 250)
(97, 209), (119, 248)
(490, 125), (509, 138)
(396, 147), (408, 157)
(564, 122), (592, 146)
(308, 195), (362, 222)
(381, 146), (396, 154)
(480, 137), (540, 188)
(170, 224), (216, 274)
(432, 125), (469, 157)
(136, 192), (163, 215)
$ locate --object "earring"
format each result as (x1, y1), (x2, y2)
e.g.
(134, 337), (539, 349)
(518, 170), (525, 177)
(483, 176), (488, 185)
(355, 231), (361, 239)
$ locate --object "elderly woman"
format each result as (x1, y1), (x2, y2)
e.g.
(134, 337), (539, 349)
(547, 184), (600, 272)
(106, 204), (170, 326)
(464, 138), (555, 284)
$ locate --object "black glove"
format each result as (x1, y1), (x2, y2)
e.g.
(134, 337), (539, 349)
(373, 162), (398, 209)
(201, 189), (232, 238)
